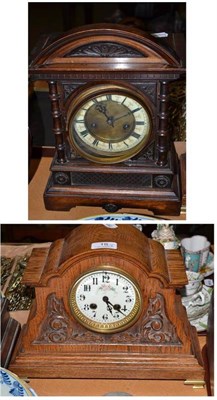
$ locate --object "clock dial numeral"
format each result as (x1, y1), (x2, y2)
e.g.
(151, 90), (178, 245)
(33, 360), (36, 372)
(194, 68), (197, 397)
(83, 284), (91, 292)
(135, 121), (145, 126)
(75, 119), (85, 123)
(102, 273), (110, 283)
(92, 98), (99, 104)
(80, 129), (89, 137)
(92, 139), (99, 146)
(131, 107), (142, 113)
(131, 132), (141, 139)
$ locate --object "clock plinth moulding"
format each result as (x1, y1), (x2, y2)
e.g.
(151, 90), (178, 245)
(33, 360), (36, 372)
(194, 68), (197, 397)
(29, 24), (185, 215)
(10, 225), (204, 382)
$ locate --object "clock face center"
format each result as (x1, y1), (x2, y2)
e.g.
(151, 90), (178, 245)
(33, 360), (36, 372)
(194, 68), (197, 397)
(85, 100), (135, 142)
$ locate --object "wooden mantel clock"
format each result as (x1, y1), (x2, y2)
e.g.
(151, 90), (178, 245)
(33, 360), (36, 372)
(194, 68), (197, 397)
(29, 24), (185, 215)
(10, 225), (204, 383)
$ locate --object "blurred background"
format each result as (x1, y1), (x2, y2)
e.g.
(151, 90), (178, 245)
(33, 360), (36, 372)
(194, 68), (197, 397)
(29, 2), (186, 51)
(1, 224), (214, 244)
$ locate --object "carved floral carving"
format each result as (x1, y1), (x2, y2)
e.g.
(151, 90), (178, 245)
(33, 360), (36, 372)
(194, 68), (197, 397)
(33, 292), (181, 346)
(33, 293), (105, 344)
(65, 42), (144, 58)
(140, 293), (182, 344)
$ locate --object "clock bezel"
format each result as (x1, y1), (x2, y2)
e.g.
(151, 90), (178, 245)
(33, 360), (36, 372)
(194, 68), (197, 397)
(66, 82), (154, 164)
(68, 265), (142, 333)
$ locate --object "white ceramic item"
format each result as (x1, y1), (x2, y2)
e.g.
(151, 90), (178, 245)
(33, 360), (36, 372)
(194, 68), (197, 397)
(180, 235), (210, 272)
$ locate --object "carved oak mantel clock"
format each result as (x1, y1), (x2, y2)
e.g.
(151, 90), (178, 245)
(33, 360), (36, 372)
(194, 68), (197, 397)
(10, 225), (204, 383)
(29, 24), (185, 215)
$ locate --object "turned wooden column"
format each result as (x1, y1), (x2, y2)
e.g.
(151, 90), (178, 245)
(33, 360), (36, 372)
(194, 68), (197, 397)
(156, 80), (170, 166)
(48, 81), (66, 163)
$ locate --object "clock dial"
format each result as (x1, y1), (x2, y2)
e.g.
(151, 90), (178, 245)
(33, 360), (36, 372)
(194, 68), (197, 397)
(69, 268), (142, 333)
(68, 86), (152, 163)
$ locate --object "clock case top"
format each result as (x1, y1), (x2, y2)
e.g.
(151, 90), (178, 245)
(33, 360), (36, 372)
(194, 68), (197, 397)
(10, 225), (204, 381)
(29, 24), (186, 215)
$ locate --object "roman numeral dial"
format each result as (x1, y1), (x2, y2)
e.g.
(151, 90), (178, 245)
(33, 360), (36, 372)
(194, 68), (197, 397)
(68, 85), (152, 163)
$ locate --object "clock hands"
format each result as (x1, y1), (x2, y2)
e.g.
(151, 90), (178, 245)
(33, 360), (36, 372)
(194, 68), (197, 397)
(113, 304), (126, 316)
(102, 296), (114, 315)
(113, 111), (132, 122)
(95, 104), (114, 127)
(95, 103), (133, 130)
(102, 296), (126, 317)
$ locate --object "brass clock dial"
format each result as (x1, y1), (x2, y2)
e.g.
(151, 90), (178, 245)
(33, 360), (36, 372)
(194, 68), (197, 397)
(69, 267), (142, 333)
(68, 84), (152, 163)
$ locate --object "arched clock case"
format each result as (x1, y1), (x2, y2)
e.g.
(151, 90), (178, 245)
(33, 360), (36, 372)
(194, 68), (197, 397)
(29, 24), (185, 215)
(10, 225), (204, 382)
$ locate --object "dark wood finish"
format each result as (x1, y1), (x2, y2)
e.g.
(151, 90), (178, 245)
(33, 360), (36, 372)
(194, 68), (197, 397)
(10, 225), (204, 380)
(48, 81), (66, 164)
(1, 298), (21, 368)
(29, 24), (185, 215)
(44, 146), (181, 214)
(180, 152), (186, 210)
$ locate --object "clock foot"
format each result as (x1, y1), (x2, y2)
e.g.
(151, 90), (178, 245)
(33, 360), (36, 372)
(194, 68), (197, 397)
(103, 203), (120, 213)
(184, 380), (206, 389)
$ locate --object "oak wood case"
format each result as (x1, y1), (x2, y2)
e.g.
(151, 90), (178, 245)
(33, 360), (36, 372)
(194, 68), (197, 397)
(10, 225), (204, 381)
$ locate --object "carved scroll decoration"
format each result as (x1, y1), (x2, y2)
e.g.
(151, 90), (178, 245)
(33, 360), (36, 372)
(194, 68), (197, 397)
(33, 293), (104, 344)
(139, 141), (154, 161)
(62, 83), (84, 99)
(140, 293), (182, 344)
(33, 293), (181, 346)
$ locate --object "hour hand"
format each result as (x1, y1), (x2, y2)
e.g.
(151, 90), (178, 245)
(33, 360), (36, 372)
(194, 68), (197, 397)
(95, 104), (114, 127)
(95, 104), (107, 116)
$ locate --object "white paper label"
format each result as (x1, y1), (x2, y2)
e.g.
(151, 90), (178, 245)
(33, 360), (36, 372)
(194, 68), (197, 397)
(91, 242), (117, 250)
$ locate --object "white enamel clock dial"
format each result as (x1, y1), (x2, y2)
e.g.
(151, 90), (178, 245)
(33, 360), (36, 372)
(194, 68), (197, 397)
(69, 268), (142, 333)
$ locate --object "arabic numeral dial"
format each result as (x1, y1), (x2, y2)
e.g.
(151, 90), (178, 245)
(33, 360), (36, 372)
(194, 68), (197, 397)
(69, 268), (142, 333)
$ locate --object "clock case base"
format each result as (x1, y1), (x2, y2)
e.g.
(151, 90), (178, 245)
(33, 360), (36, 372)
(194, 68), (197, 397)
(10, 326), (204, 381)
(44, 145), (181, 215)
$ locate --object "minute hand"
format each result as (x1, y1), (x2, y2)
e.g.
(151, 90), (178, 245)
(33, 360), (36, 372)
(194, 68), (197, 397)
(113, 111), (132, 122)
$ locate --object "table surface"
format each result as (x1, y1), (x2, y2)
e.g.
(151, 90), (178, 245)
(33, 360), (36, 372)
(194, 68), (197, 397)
(28, 142), (186, 221)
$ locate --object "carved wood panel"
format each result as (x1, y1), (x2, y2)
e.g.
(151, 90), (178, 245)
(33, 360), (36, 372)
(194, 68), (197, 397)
(34, 292), (181, 346)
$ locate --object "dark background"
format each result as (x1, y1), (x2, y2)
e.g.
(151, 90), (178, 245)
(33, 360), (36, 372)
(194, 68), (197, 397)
(29, 2), (186, 51)
(1, 224), (214, 244)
